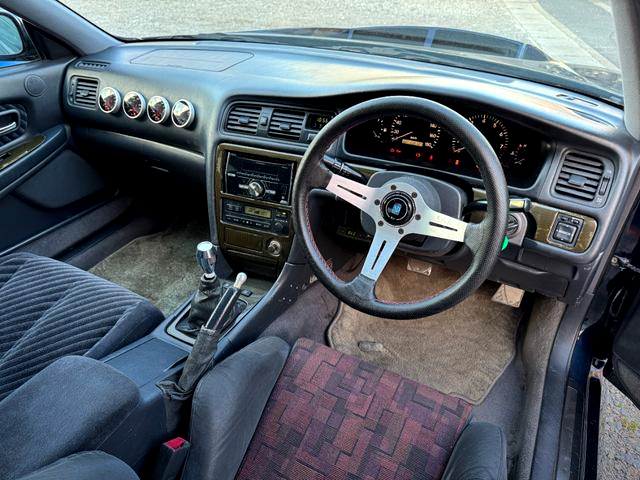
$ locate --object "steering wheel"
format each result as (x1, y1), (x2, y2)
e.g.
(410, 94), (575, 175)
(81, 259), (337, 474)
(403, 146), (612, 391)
(293, 96), (509, 319)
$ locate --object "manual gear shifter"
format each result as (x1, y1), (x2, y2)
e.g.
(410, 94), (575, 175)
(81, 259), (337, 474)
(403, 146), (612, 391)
(180, 241), (248, 336)
(196, 241), (217, 278)
(182, 242), (224, 334)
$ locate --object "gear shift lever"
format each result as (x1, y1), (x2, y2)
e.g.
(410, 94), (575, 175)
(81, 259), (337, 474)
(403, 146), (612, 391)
(196, 241), (217, 278)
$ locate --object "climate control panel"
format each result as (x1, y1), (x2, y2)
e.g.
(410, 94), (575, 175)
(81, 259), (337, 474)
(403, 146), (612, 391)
(222, 199), (290, 235)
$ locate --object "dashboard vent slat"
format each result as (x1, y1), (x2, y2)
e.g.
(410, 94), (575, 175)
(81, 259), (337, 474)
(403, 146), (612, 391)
(226, 105), (261, 134)
(70, 77), (99, 108)
(554, 152), (605, 202)
(76, 60), (110, 71)
(268, 109), (305, 140)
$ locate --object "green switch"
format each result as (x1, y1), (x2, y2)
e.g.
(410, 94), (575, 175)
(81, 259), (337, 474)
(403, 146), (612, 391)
(501, 236), (509, 251)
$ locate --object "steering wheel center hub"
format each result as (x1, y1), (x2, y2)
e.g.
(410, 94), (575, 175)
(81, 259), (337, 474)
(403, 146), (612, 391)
(381, 191), (415, 226)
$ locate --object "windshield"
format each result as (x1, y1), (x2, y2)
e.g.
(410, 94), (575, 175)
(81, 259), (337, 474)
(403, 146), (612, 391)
(59, 0), (622, 103)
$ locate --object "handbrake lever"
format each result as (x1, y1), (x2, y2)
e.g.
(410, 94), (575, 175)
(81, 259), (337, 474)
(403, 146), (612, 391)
(157, 272), (250, 402)
(204, 272), (248, 333)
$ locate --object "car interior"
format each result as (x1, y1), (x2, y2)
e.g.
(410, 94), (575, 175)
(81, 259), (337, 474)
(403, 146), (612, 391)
(1, 1), (640, 480)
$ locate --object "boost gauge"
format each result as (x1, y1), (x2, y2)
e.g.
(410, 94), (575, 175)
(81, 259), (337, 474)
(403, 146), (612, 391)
(147, 96), (170, 124)
(98, 87), (121, 114)
(123, 91), (146, 119)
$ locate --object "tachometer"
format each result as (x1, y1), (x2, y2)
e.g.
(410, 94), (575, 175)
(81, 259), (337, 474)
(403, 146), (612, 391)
(452, 114), (509, 160)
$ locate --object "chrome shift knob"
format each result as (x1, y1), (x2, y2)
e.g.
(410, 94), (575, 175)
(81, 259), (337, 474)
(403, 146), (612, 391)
(196, 241), (216, 276)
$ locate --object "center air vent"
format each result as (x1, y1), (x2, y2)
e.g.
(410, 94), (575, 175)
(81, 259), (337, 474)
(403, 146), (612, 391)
(268, 109), (305, 140)
(554, 152), (608, 202)
(226, 105), (261, 134)
(69, 76), (99, 108)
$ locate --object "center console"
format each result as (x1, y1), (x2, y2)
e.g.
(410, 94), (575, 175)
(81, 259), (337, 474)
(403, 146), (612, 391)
(215, 144), (301, 276)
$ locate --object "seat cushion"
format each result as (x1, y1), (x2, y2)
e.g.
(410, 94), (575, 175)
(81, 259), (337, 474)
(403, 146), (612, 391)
(182, 336), (290, 480)
(0, 252), (164, 400)
(16, 451), (139, 480)
(236, 338), (473, 480)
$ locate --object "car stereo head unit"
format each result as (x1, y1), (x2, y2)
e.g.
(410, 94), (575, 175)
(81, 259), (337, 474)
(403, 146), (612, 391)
(224, 152), (294, 204)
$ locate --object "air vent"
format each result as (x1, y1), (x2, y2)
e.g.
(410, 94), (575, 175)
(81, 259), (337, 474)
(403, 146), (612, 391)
(554, 152), (605, 201)
(70, 76), (99, 108)
(76, 60), (109, 71)
(268, 109), (305, 140)
(226, 105), (261, 134)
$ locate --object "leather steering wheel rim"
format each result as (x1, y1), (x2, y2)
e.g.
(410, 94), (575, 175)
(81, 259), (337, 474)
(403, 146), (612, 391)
(293, 96), (509, 319)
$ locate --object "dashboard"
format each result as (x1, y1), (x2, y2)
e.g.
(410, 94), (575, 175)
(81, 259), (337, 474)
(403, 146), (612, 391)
(344, 112), (547, 188)
(59, 40), (636, 305)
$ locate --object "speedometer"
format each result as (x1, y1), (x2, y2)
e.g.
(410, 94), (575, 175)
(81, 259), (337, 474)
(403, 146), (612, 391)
(452, 114), (509, 160)
(389, 115), (441, 149)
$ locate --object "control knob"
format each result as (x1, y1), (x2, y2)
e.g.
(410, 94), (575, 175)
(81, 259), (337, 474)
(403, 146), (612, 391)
(267, 239), (282, 257)
(247, 180), (264, 198)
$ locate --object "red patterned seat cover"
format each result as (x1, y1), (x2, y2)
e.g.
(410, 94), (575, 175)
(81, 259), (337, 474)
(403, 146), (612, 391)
(236, 338), (472, 480)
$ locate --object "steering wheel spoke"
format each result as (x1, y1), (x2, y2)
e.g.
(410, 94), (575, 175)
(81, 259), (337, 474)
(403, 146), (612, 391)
(360, 228), (401, 282)
(409, 205), (469, 242)
(325, 172), (379, 217)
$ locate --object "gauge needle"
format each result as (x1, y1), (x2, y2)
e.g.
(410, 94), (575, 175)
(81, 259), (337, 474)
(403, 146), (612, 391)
(391, 131), (413, 142)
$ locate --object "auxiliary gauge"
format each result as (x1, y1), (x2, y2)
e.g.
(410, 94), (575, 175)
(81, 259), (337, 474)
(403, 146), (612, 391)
(123, 91), (146, 119)
(98, 87), (121, 114)
(147, 96), (171, 124)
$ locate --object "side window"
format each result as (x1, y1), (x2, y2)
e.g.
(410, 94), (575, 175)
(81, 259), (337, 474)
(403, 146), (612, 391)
(0, 10), (39, 68)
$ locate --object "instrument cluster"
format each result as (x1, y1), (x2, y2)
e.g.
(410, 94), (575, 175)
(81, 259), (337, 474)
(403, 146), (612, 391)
(344, 112), (546, 188)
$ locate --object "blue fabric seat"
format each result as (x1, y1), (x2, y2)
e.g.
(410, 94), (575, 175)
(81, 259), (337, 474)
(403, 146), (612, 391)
(0, 252), (164, 400)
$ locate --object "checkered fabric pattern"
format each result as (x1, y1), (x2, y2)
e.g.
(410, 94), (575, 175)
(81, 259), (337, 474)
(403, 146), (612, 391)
(236, 338), (472, 480)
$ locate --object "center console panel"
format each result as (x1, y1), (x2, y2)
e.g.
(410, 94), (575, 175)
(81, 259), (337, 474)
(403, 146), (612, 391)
(215, 144), (301, 276)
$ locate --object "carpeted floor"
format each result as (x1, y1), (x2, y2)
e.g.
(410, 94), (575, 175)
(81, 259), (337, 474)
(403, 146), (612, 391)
(89, 218), (209, 315)
(328, 256), (523, 404)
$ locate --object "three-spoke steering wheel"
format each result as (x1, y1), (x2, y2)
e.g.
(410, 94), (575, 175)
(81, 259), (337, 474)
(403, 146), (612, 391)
(293, 96), (509, 319)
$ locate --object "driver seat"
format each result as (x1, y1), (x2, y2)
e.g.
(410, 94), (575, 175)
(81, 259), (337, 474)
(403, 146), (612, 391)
(20, 337), (507, 480)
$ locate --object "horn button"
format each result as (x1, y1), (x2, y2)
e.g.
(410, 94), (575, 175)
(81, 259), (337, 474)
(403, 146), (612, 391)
(380, 191), (415, 226)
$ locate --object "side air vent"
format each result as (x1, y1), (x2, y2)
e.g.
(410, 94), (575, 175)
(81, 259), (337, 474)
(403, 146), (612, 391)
(554, 152), (606, 202)
(226, 104), (261, 134)
(69, 76), (99, 108)
(76, 60), (110, 71)
(268, 109), (305, 140)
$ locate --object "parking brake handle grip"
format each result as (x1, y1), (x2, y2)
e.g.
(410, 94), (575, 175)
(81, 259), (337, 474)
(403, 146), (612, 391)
(204, 272), (247, 333)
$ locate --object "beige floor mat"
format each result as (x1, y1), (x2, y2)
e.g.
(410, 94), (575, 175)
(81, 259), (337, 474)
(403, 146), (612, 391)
(90, 218), (209, 315)
(328, 256), (522, 404)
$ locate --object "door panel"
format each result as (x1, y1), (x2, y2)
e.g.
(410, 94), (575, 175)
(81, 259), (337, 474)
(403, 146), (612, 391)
(600, 204), (640, 408)
(0, 53), (115, 254)
(612, 307), (640, 407)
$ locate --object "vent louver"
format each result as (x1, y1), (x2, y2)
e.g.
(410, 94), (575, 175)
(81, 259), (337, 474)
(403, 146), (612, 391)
(70, 77), (99, 108)
(76, 60), (109, 71)
(554, 152), (605, 201)
(226, 105), (261, 134)
(268, 109), (305, 140)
